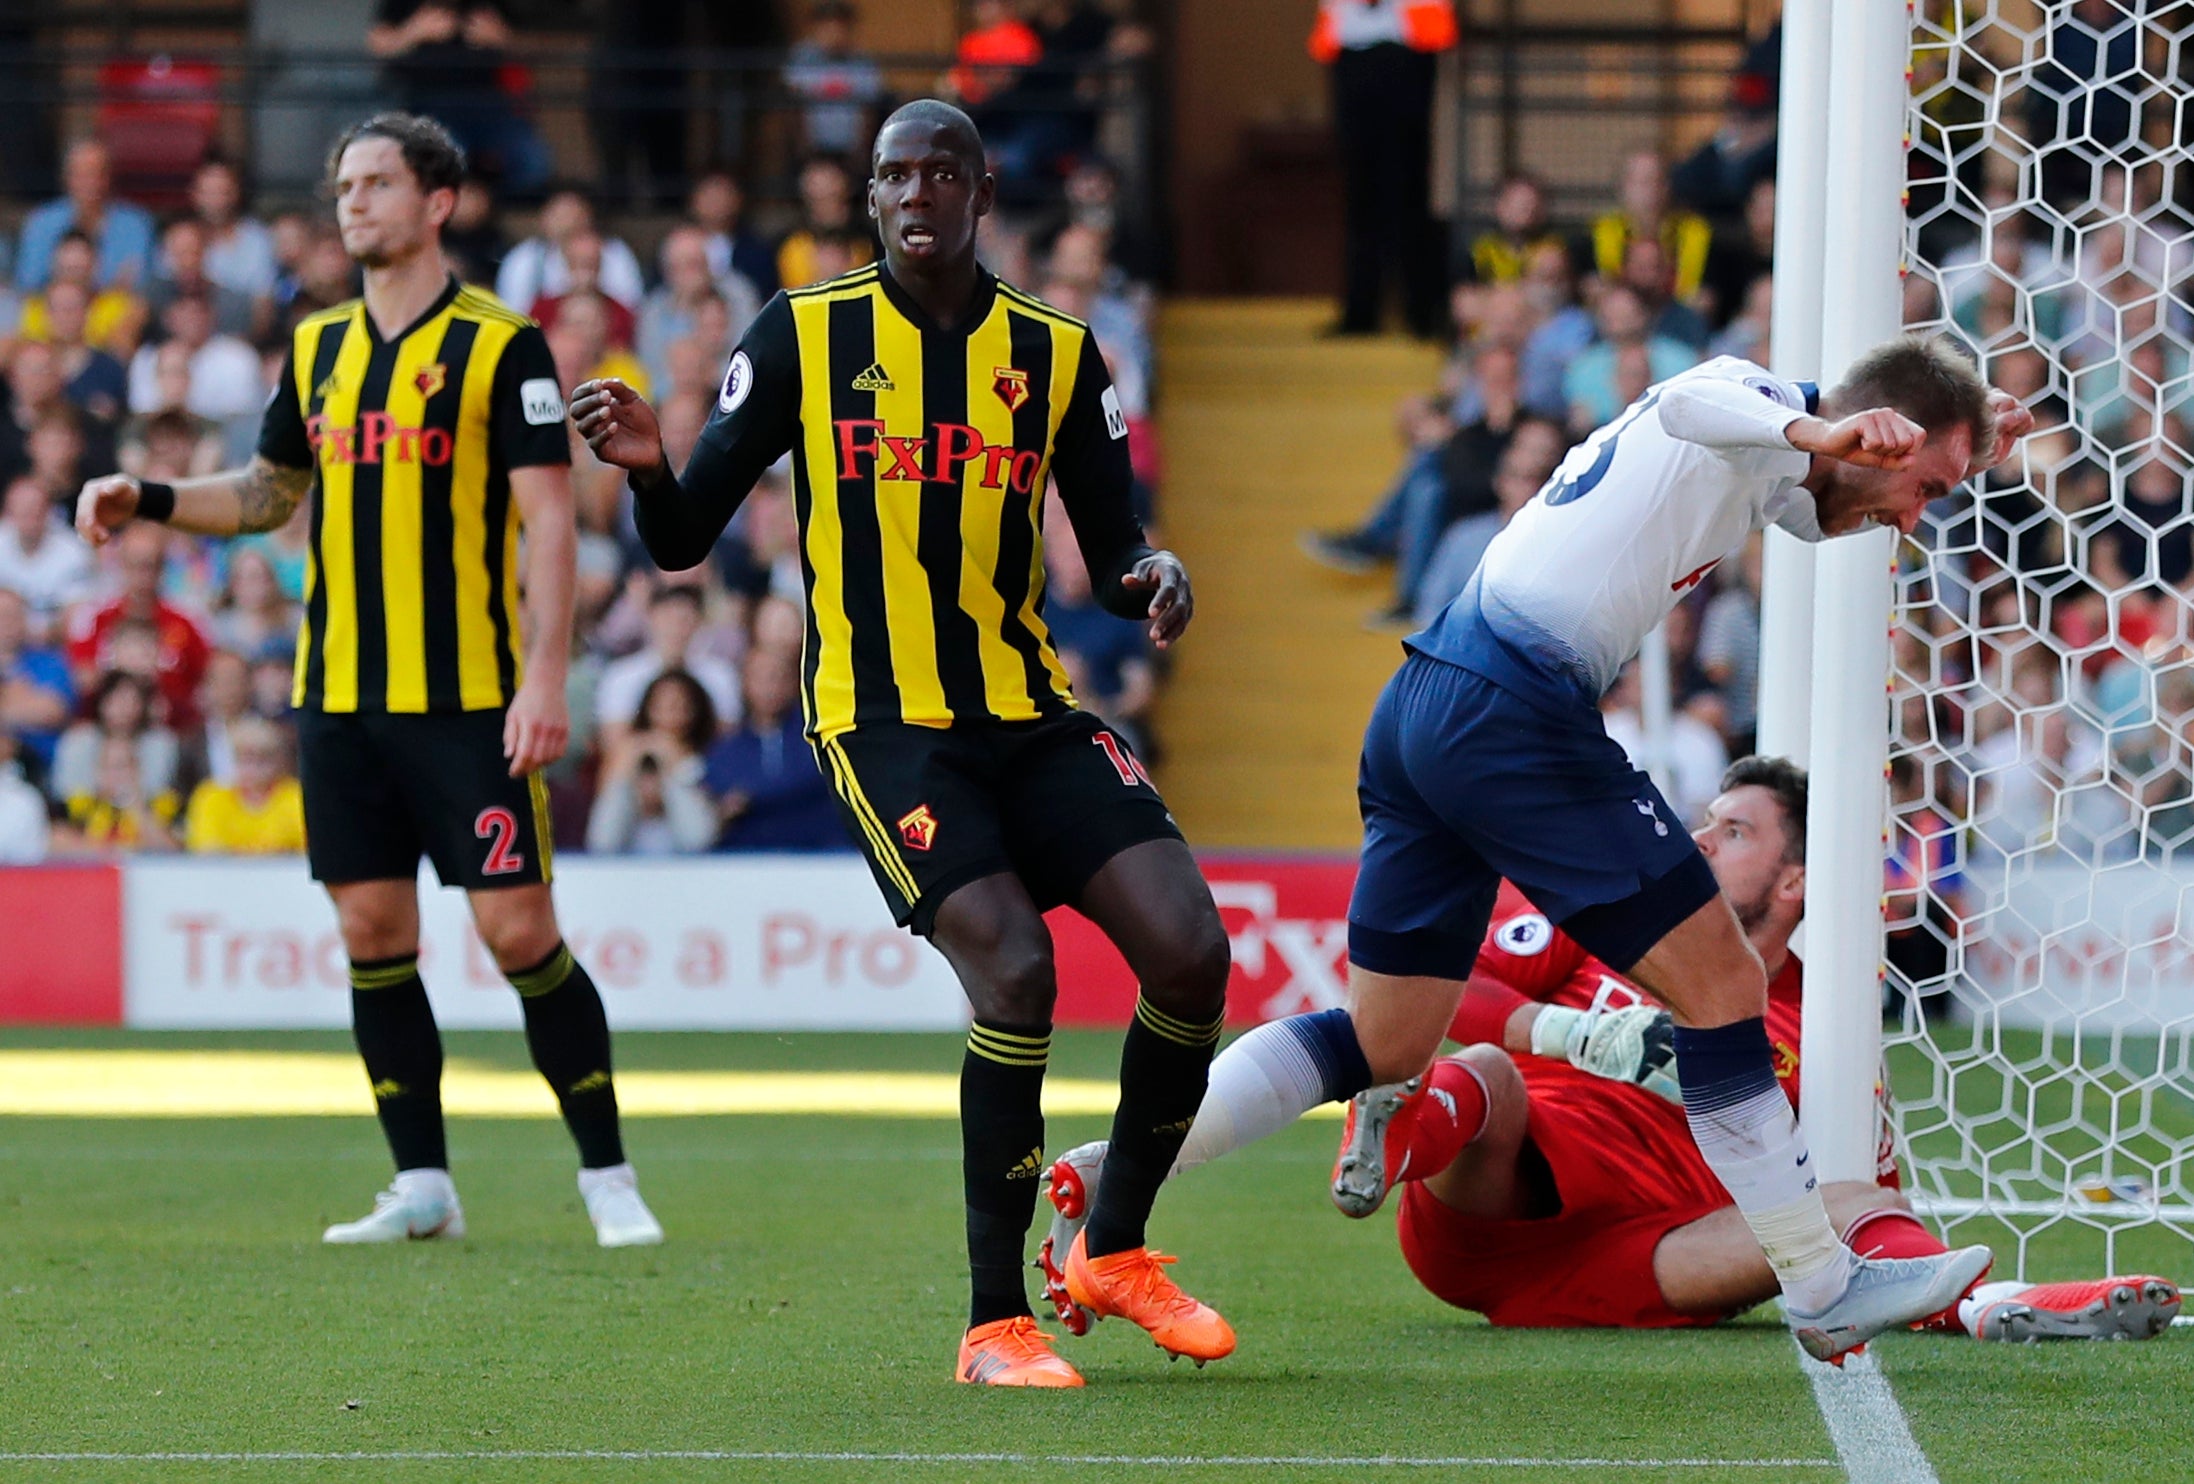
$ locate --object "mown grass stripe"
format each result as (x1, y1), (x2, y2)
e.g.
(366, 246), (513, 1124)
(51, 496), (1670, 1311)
(0, 1450), (1842, 1469)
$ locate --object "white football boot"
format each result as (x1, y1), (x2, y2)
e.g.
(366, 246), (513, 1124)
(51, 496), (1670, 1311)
(322, 1168), (466, 1243)
(1036, 1141), (1109, 1335)
(579, 1163), (664, 1247)
(1787, 1245), (1995, 1364)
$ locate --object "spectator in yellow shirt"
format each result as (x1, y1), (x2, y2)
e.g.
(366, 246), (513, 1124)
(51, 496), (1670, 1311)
(544, 291), (651, 401)
(59, 733), (180, 854)
(183, 716), (305, 854)
(775, 156), (875, 290)
(18, 231), (147, 357)
(1585, 151), (1713, 306)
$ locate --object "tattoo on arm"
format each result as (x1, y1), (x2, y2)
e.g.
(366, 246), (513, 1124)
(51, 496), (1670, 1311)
(236, 458), (312, 534)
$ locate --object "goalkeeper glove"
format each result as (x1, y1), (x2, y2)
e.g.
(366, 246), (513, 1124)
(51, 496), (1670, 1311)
(1529, 1003), (1682, 1104)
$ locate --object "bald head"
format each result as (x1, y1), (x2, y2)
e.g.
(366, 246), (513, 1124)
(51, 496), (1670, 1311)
(874, 99), (984, 172)
(869, 99), (994, 274)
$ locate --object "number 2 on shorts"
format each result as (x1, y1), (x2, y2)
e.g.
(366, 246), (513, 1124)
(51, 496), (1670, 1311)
(475, 806), (526, 876)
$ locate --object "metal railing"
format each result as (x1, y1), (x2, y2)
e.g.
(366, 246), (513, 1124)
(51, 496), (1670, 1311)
(0, 43), (1162, 242)
(1450, 21), (1761, 232)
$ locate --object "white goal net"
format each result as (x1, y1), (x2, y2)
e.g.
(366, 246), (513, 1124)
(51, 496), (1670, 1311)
(1892, 0), (2194, 1276)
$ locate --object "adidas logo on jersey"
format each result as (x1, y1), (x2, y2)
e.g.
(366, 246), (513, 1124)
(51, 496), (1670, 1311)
(851, 362), (896, 392)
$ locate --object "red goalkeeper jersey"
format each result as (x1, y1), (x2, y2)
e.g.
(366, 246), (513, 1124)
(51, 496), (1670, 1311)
(1459, 881), (1899, 1187)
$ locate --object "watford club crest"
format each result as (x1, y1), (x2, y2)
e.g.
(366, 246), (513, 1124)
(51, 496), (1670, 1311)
(897, 804), (939, 852)
(414, 363), (447, 399)
(992, 366), (1029, 413)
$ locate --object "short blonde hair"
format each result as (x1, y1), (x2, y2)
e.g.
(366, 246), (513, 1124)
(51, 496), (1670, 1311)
(1827, 334), (1991, 448)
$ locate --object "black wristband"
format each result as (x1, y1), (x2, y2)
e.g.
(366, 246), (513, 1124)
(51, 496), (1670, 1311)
(632, 459), (679, 500)
(135, 481), (177, 523)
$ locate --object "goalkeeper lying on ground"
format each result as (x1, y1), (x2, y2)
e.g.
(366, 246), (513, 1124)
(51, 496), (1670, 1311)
(1043, 756), (2180, 1343)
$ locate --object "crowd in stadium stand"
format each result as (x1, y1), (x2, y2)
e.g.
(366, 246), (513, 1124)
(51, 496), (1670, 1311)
(1302, 140), (1783, 803)
(2, 0), (2185, 898)
(1305, 1), (2194, 977)
(0, 1), (1163, 864)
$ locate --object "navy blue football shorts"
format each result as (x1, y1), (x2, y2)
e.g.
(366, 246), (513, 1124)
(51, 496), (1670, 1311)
(1347, 650), (1719, 980)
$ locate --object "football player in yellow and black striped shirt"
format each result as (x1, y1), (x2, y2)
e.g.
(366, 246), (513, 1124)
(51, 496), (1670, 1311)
(574, 100), (1234, 1385)
(76, 113), (661, 1250)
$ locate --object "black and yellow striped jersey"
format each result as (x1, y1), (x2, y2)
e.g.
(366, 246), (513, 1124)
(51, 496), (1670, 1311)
(257, 276), (570, 713)
(634, 263), (1149, 740)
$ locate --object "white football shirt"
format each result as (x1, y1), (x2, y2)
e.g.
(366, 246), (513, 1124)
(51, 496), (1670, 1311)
(1414, 356), (1822, 708)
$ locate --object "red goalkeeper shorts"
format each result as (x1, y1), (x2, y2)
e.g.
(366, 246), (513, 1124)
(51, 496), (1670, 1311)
(1395, 1060), (1734, 1329)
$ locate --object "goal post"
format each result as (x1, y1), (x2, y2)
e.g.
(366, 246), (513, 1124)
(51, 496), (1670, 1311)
(1776, 0), (2194, 1275)
(1756, 0), (1831, 768)
(1792, 0), (1910, 1189)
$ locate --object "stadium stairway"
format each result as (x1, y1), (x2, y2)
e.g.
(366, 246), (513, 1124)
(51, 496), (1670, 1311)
(1150, 300), (1446, 850)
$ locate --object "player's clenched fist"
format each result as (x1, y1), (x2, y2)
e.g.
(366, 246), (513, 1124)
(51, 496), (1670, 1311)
(1785, 408), (1928, 469)
(74, 474), (143, 548)
(571, 378), (668, 480)
(1968, 388), (2036, 476)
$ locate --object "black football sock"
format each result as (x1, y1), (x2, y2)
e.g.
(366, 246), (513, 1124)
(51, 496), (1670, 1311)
(961, 1019), (1051, 1329)
(1081, 994), (1224, 1259)
(510, 942), (626, 1170)
(348, 954), (447, 1172)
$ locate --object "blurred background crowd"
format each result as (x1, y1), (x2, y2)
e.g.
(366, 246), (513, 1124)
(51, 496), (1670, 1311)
(0, 0), (1167, 866)
(1298, 0), (2194, 1007)
(0, 0), (2188, 965)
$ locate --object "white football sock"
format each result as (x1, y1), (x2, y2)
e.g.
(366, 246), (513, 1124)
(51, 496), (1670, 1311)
(1168, 1012), (1367, 1178)
(578, 1162), (637, 1196)
(393, 1167), (456, 1202)
(1955, 1280), (2029, 1337)
(1683, 1081), (1852, 1312)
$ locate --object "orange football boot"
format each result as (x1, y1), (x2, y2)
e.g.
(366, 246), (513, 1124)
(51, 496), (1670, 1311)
(953, 1316), (1085, 1387)
(1062, 1231), (1235, 1365)
(1330, 1074), (1428, 1218)
(1970, 1276), (2180, 1342)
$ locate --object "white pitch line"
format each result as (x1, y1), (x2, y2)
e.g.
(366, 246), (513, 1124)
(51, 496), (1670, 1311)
(0, 1451), (1842, 1470)
(1797, 1343), (1940, 1484)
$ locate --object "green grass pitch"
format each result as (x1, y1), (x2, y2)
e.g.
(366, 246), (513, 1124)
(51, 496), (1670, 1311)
(0, 1029), (2185, 1483)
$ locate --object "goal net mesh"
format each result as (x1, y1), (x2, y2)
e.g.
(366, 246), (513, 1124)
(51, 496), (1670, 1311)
(1892, 0), (2194, 1275)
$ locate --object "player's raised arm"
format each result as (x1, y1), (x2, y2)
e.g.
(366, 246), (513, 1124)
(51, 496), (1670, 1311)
(574, 293), (801, 572)
(1654, 371), (1815, 453)
(1050, 334), (1192, 648)
(76, 457), (315, 545)
(1657, 368), (1934, 471)
(77, 336), (316, 544)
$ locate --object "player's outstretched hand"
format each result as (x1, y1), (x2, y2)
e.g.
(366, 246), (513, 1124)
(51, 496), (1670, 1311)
(1122, 550), (1193, 649)
(1787, 408), (1927, 470)
(74, 474), (143, 549)
(502, 674), (570, 778)
(571, 379), (668, 481)
(1967, 388), (2036, 477)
